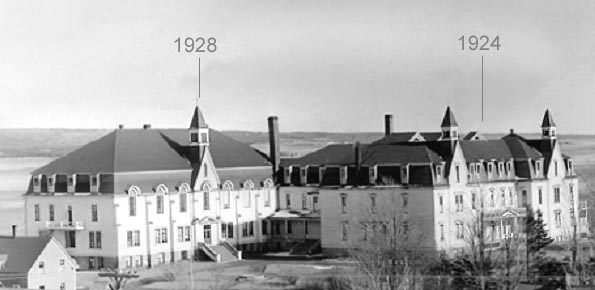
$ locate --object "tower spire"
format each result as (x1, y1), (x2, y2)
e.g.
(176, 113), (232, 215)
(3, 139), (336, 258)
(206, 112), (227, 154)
(541, 108), (557, 139)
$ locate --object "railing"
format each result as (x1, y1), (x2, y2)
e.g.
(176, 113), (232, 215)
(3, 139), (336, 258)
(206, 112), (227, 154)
(46, 221), (85, 231)
(307, 240), (321, 255)
(222, 241), (242, 260)
(198, 243), (220, 263)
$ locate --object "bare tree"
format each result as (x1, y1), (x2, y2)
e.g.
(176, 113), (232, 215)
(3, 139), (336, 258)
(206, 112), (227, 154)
(345, 199), (438, 290)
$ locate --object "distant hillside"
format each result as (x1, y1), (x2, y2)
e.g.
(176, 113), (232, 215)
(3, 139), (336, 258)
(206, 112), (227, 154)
(1, 129), (595, 164)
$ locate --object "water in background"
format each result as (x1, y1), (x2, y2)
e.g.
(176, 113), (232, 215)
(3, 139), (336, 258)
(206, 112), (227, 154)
(0, 157), (54, 235)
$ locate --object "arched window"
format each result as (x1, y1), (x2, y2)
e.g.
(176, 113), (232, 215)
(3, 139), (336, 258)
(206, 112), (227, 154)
(222, 181), (233, 209)
(202, 182), (212, 210)
(127, 186), (140, 217)
(156, 184), (168, 194)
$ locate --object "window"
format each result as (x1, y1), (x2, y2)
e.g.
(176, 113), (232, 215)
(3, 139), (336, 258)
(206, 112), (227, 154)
(286, 193), (291, 208)
(554, 187), (561, 203)
(302, 193), (307, 209)
(200, 132), (208, 143)
(34, 204), (40, 221)
(179, 193), (187, 212)
(89, 231), (101, 249)
(287, 221), (292, 234)
(469, 164), (475, 180)
(436, 166), (443, 182)
(402, 193), (409, 210)
(340, 193), (347, 213)
(456, 222), (464, 239)
(262, 220), (268, 235)
(204, 191), (210, 210)
(455, 165), (461, 183)
(91, 204), (98, 222)
(190, 132), (199, 143)
(129, 196), (136, 217)
(341, 222), (348, 241)
(488, 163), (493, 178)
(568, 160), (574, 175)
(264, 190), (271, 207)
(221, 223), (227, 238)
(555, 161), (559, 176)
(242, 222), (254, 237)
(203, 163), (208, 177)
(49, 204), (54, 222)
(403, 221), (409, 236)
(554, 210), (561, 228)
(155, 228), (168, 244)
(243, 191), (251, 208)
(223, 190), (230, 209)
(535, 161), (541, 176)
(570, 184), (575, 203)
(65, 231), (76, 248)
(521, 190), (527, 206)
(439, 196), (443, 213)
(38, 261), (45, 273)
(471, 193), (476, 210)
(455, 194), (463, 212)
(363, 224), (368, 241)
(440, 224), (445, 241)
(370, 194), (377, 213)
(313, 196), (319, 212)
(538, 188), (543, 205)
(184, 226), (190, 241)
(508, 190), (513, 206)
(157, 195), (164, 214)
(227, 222), (234, 238)
(507, 162), (512, 175)
(177, 227), (184, 242)
(127, 231), (139, 247)
(490, 190), (495, 207)
(475, 164), (481, 177)
(498, 162), (504, 177)
(501, 190), (505, 207)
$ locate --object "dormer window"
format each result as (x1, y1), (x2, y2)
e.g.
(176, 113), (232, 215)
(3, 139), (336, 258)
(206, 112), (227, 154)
(91, 175), (99, 193)
(475, 163), (481, 178)
(535, 161), (541, 176)
(300, 167), (307, 185)
(200, 133), (208, 143)
(498, 162), (504, 178)
(67, 175), (75, 192)
(468, 164), (475, 180)
(33, 176), (41, 192)
(339, 167), (348, 185)
(568, 159), (574, 175)
(47, 175), (55, 193)
(402, 166), (409, 184)
(436, 165), (443, 183)
(507, 162), (513, 176)
(369, 166), (377, 184)
(487, 163), (494, 179)
(283, 167), (291, 184)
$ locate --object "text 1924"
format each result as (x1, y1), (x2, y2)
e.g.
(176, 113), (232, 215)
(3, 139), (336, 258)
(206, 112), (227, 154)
(458, 35), (500, 51)
(175, 37), (217, 53)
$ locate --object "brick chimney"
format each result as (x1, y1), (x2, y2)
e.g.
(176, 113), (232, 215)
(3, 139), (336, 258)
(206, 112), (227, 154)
(267, 116), (280, 180)
(385, 114), (393, 136)
(143, 124), (151, 130)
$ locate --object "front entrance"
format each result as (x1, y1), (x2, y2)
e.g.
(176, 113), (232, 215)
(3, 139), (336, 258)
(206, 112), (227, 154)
(204, 225), (212, 245)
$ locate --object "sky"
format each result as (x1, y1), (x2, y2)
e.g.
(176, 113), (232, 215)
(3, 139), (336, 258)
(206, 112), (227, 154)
(1, 0), (595, 134)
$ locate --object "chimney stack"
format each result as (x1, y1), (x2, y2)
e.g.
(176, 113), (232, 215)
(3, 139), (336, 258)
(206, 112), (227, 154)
(510, 128), (514, 134)
(143, 124), (151, 130)
(354, 142), (361, 185)
(267, 116), (280, 179)
(385, 114), (393, 136)
(11, 225), (16, 238)
(118, 124), (124, 129)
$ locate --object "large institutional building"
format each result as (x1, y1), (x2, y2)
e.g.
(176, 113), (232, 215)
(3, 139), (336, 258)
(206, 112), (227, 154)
(24, 105), (586, 269)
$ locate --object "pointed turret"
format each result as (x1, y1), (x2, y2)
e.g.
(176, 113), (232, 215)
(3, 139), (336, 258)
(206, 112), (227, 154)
(189, 106), (209, 146)
(440, 106), (459, 140)
(541, 109), (557, 139)
(190, 106), (208, 129)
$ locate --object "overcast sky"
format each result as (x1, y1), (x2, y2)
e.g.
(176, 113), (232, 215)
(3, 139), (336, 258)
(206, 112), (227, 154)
(1, 0), (595, 134)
